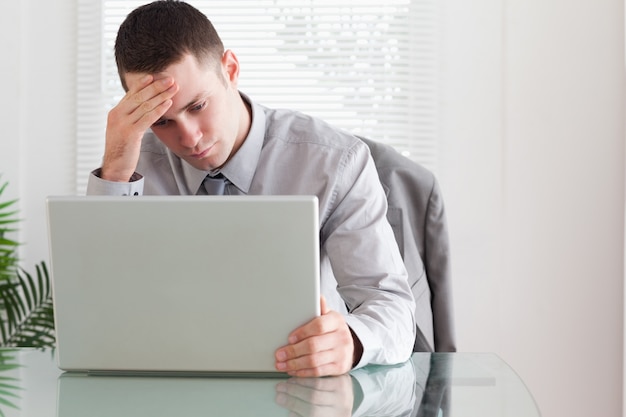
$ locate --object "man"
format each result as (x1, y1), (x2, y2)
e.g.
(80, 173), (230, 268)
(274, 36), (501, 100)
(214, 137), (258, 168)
(87, 0), (416, 377)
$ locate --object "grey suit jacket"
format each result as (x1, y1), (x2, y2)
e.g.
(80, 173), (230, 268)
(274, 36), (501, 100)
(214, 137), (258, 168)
(361, 137), (456, 352)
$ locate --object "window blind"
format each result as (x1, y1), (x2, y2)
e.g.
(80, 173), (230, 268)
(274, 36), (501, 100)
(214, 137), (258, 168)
(76, 0), (440, 194)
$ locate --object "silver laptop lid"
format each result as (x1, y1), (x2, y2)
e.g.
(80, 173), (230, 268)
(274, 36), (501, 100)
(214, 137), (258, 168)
(46, 195), (320, 374)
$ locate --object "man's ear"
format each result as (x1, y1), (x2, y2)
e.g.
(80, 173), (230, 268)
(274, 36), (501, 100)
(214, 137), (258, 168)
(221, 49), (240, 85)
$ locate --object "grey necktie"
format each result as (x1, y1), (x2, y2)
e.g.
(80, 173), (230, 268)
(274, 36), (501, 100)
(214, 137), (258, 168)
(202, 174), (226, 195)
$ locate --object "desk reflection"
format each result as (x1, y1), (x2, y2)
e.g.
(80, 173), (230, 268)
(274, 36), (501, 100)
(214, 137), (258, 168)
(56, 354), (451, 417)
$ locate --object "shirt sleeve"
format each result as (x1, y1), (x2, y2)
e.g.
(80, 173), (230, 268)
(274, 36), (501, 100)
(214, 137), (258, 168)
(321, 141), (416, 368)
(86, 168), (144, 196)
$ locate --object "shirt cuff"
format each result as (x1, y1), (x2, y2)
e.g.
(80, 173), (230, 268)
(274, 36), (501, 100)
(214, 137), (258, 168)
(86, 168), (144, 196)
(345, 316), (379, 370)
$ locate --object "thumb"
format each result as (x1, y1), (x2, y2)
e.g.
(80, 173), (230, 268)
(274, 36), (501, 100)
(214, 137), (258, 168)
(320, 295), (329, 315)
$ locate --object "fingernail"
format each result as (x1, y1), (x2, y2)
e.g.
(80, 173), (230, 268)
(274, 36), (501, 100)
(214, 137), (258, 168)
(276, 361), (287, 371)
(276, 351), (287, 361)
(288, 335), (297, 344)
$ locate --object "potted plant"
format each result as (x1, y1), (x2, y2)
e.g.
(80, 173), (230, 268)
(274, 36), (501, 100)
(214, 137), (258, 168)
(0, 177), (55, 348)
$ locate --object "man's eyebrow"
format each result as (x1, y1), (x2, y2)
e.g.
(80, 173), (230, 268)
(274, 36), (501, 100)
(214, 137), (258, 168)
(174, 93), (208, 114)
(153, 91), (210, 125)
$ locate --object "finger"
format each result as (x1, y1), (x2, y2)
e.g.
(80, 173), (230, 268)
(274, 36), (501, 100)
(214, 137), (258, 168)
(131, 94), (175, 130)
(320, 295), (329, 315)
(287, 361), (347, 378)
(276, 333), (335, 369)
(117, 91), (176, 135)
(132, 74), (154, 92)
(106, 91), (175, 144)
(118, 76), (175, 115)
(280, 346), (336, 373)
(277, 349), (351, 377)
(131, 76), (176, 104)
(124, 73), (169, 96)
(288, 311), (344, 345)
(127, 81), (178, 124)
(120, 73), (153, 96)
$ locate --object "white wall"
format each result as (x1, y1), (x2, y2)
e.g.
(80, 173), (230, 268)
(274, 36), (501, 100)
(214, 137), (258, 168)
(1, 3), (24, 209)
(503, 2), (624, 416)
(442, 1), (625, 417)
(0, 0), (76, 266)
(1, 1), (624, 417)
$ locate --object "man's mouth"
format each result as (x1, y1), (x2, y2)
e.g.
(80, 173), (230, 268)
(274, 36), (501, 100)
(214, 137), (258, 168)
(190, 145), (213, 159)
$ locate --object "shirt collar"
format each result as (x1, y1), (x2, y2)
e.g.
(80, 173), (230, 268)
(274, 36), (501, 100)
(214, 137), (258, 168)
(179, 92), (266, 194)
(181, 161), (208, 195)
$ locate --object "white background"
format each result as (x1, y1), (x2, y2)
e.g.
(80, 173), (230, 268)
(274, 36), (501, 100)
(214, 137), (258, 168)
(0, 1), (624, 417)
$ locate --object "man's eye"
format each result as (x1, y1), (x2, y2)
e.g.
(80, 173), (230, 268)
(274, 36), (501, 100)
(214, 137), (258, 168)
(152, 119), (168, 127)
(191, 102), (206, 112)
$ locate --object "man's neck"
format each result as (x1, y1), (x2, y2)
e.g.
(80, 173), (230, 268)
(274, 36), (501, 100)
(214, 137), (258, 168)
(231, 92), (253, 157)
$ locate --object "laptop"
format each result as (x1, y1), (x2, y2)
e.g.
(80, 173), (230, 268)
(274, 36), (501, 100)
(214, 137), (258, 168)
(46, 195), (320, 375)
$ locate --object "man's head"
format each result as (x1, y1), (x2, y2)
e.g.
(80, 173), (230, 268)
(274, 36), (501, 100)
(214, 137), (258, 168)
(115, 0), (224, 90)
(116, 1), (251, 172)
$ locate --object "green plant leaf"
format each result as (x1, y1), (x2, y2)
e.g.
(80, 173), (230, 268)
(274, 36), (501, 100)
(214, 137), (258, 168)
(0, 397), (19, 412)
(0, 264), (56, 348)
(0, 348), (22, 416)
(17, 270), (34, 312)
(0, 389), (20, 400)
(0, 201), (18, 212)
(0, 179), (56, 350)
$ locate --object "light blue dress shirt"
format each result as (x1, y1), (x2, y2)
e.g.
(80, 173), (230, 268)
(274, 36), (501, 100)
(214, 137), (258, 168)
(87, 94), (416, 368)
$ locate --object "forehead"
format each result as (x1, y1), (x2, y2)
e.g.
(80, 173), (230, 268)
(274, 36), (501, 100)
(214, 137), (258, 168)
(123, 54), (219, 92)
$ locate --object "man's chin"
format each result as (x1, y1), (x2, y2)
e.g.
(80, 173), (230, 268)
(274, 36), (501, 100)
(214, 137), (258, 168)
(184, 157), (222, 172)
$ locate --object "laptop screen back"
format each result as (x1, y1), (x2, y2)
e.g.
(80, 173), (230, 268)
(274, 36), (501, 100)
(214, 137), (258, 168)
(46, 195), (320, 374)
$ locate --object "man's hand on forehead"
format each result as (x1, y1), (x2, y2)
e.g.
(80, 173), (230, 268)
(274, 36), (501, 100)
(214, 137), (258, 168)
(101, 73), (179, 182)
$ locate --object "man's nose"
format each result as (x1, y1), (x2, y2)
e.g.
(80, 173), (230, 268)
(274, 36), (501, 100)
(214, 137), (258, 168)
(178, 120), (202, 147)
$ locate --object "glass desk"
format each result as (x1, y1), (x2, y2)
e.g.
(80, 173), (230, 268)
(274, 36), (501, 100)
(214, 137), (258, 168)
(0, 349), (540, 416)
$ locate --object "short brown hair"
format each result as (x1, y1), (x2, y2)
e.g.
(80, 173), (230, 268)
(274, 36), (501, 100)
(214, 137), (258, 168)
(115, 1), (224, 89)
